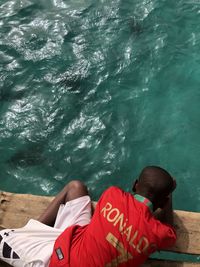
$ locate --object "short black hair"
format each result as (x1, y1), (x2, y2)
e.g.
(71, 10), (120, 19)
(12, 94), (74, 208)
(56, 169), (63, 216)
(138, 166), (174, 201)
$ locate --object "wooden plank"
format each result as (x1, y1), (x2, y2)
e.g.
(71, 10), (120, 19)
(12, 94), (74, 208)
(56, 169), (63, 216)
(0, 191), (54, 229)
(143, 260), (200, 267)
(172, 211), (200, 255)
(1, 191), (200, 256)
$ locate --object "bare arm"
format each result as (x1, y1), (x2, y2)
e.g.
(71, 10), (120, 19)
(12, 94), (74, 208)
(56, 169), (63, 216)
(154, 194), (174, 226)
(155, 178), (177, 226)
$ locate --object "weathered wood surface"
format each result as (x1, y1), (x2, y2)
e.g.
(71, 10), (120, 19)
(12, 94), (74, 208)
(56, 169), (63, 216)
(0, 191), (200, 267)
(0, 191), (54, 229)
(144, 260), (200, 267)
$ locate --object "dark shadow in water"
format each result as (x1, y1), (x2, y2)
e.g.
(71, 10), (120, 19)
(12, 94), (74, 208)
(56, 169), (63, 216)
(17, 3), (43, 18)
(129, 17), (143, 35)
(59, 74), (83, 93)
(63, 30), (77, 42)
(0, 88), (26, 102)
(7, 144), (45, 168)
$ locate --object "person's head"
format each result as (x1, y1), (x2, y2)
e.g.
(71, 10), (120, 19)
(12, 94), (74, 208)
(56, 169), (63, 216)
(132, 166), (176, 210)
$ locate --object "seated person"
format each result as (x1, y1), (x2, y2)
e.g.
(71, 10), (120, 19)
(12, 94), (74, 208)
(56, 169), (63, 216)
(0, 166), (177, 267)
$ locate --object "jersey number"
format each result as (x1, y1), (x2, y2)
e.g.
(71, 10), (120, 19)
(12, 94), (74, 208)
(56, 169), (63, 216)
(105, 232), (133, 267)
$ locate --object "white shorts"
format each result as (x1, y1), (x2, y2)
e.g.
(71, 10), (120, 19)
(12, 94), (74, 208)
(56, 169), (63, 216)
(0, 195), (91, 267)
(54, 195), (92, 230)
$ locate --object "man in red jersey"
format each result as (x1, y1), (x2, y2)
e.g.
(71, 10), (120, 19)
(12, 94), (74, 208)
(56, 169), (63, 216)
(48, 166), (177, 267)
(0, 166), (177, 267)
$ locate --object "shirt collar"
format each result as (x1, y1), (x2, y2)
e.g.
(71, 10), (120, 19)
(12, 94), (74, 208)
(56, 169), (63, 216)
(133, 194), (153, 212)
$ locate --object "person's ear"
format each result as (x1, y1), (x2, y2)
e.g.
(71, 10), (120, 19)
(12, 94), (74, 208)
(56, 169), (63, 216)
(132, 179), (138, 193)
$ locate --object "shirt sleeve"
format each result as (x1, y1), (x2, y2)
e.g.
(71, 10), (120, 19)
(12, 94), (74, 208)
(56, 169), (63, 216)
(153, 220), (177, 250)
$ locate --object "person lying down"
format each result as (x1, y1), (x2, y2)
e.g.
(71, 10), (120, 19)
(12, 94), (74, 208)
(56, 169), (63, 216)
(0, 166), (177, 267)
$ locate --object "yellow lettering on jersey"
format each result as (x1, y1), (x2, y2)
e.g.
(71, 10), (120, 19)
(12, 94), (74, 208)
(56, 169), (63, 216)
(107, 208), (120, 222)
(122, 225), (133, 242)
(113, 213), (127, 232)
(136, 236), (149, 254)
(101, 202), (112, 217)
(101, 203), (154, 257)
(129, 230), (138, 249)
(105, 232), (133, 267)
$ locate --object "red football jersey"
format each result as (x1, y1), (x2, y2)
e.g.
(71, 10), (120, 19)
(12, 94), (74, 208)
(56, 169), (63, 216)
(49, 186), (176, 267)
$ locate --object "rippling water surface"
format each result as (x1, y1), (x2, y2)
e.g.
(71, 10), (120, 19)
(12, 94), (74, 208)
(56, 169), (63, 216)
(0, 0), (200, 212)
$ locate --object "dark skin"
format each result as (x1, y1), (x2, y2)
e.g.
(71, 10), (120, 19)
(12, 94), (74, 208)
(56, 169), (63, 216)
(133, 179), (177, 226)
(153, 194), (174, 225)
(39, 178), (176, 227)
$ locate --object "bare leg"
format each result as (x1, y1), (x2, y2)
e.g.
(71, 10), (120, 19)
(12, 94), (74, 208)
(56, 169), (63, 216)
(38, 180), (89, 227)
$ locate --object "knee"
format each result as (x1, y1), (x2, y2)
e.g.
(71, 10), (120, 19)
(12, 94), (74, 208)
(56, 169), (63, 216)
(67, 180), (87, 191)
(64, 179), (89, 200)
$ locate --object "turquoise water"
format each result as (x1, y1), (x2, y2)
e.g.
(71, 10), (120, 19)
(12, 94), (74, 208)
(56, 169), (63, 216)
(0, 0), (200, 216)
